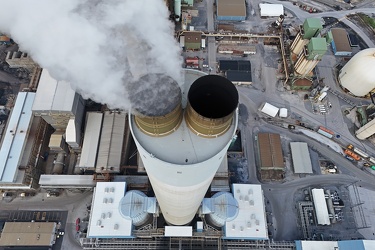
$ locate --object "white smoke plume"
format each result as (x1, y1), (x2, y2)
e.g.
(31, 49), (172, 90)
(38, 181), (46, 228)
(0, 0), (183, 111)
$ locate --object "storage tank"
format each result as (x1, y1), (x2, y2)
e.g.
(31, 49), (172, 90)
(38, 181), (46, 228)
(339, 48), (375, 97)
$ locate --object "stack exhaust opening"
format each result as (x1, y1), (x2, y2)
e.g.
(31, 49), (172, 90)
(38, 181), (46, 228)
(185, 75), (238, 138)
(130, 74), (183, 137)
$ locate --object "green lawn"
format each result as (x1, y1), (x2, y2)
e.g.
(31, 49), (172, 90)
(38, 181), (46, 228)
(359, 13), (375, 29)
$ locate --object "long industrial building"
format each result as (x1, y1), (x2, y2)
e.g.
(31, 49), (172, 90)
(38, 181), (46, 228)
(0, 92), (48, 190)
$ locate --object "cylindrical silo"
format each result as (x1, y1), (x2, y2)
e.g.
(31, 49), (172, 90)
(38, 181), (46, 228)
(129, 69), (239, 225)
(339, 48), (375, 97)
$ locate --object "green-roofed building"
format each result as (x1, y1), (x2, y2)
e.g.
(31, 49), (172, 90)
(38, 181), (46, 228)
(302, 18), (323, 39)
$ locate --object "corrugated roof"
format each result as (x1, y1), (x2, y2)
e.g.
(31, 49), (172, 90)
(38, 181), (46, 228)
(96, 112), (126, 173)
(32, 69), (76, 113)
(0, 92), (35, 183)
(79, 112), (103, 169)
(0, 222), (56, 247)
(258, 133), (284, 169)
(290, 142), (313, 173)
(331, 28), (351, 52)
(217, 0), (246, 17)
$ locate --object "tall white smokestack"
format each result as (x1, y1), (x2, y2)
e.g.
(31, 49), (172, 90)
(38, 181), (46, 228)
(129, 70), (238, 225)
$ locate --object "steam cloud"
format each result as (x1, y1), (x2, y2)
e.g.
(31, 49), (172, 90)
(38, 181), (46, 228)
(0, 0), (183, 111)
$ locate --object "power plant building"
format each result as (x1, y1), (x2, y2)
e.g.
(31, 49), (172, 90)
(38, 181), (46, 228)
(79, 112), (103, 171)
(87, 182), (157, 238)
(216, 0), (246, 21)
(95, 111), (127, 173)
(223, 184), (268, 239)
(129, 70), (238, 225)
(0, 92), (47, 190)
(32, 69), (84, 130)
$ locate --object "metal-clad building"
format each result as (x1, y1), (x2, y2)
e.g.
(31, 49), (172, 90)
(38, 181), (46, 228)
(331, 28), (352, 56)
(96, 111), (127, 173)
(226, 70), (252, 85)
(79, 112), (103, 171)
(311, 188), (330, 225)
(39, 175), (96, 189)
(0, 222), (57, 247)
(32, 69), (85, 130)
(216, 0), (246, 21)
(219, 60), (251, 71)
(0, 93), (35, 184)
(257, 133), (284, 180)
(290, 142), (312, 174)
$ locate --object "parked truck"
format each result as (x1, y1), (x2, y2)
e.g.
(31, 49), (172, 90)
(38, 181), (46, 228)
(344, 149), (361, 161)
(347, 144), (369, 159)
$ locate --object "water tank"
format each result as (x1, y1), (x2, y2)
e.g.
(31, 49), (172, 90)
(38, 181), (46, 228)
(119, 190), (151, 227)
(339, 48), (375, 96)
(206, 192), (239, 228)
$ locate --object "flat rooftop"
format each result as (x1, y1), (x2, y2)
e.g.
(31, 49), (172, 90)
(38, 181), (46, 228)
(224, 184), (268, 239)
(0, 222), (56, 247)
(87, 182), (133, 238)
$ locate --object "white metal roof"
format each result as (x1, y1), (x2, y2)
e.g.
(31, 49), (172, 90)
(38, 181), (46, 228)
(363, 240), (375, 249)
(224, 184), (268, 239)
(32, 69), (76, 113)
(290, 142), (313, 174)
(311, 189), (330, 225)
(0, 92), (35, 183)
(259, 3), (284, 17)
(39, 175), (96, 187)
(297, 241), (338, 250)
(260, 102), (279, 117)
(87, 182), (133, 238)
(164, 226), (192, 237)
(96, 112), (126, 173)
(79, 112), (103, 169)
(65, 118), (80, 147)
(279, 108), (288, 118)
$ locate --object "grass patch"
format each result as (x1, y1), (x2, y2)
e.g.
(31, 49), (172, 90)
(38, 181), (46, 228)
(358, 13), (375, 29)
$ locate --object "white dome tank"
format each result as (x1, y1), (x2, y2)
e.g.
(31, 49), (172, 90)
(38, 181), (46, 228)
(339, 48), (375, 97)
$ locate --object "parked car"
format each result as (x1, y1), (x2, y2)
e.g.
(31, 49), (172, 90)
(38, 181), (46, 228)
(76, 218), (80, 225)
